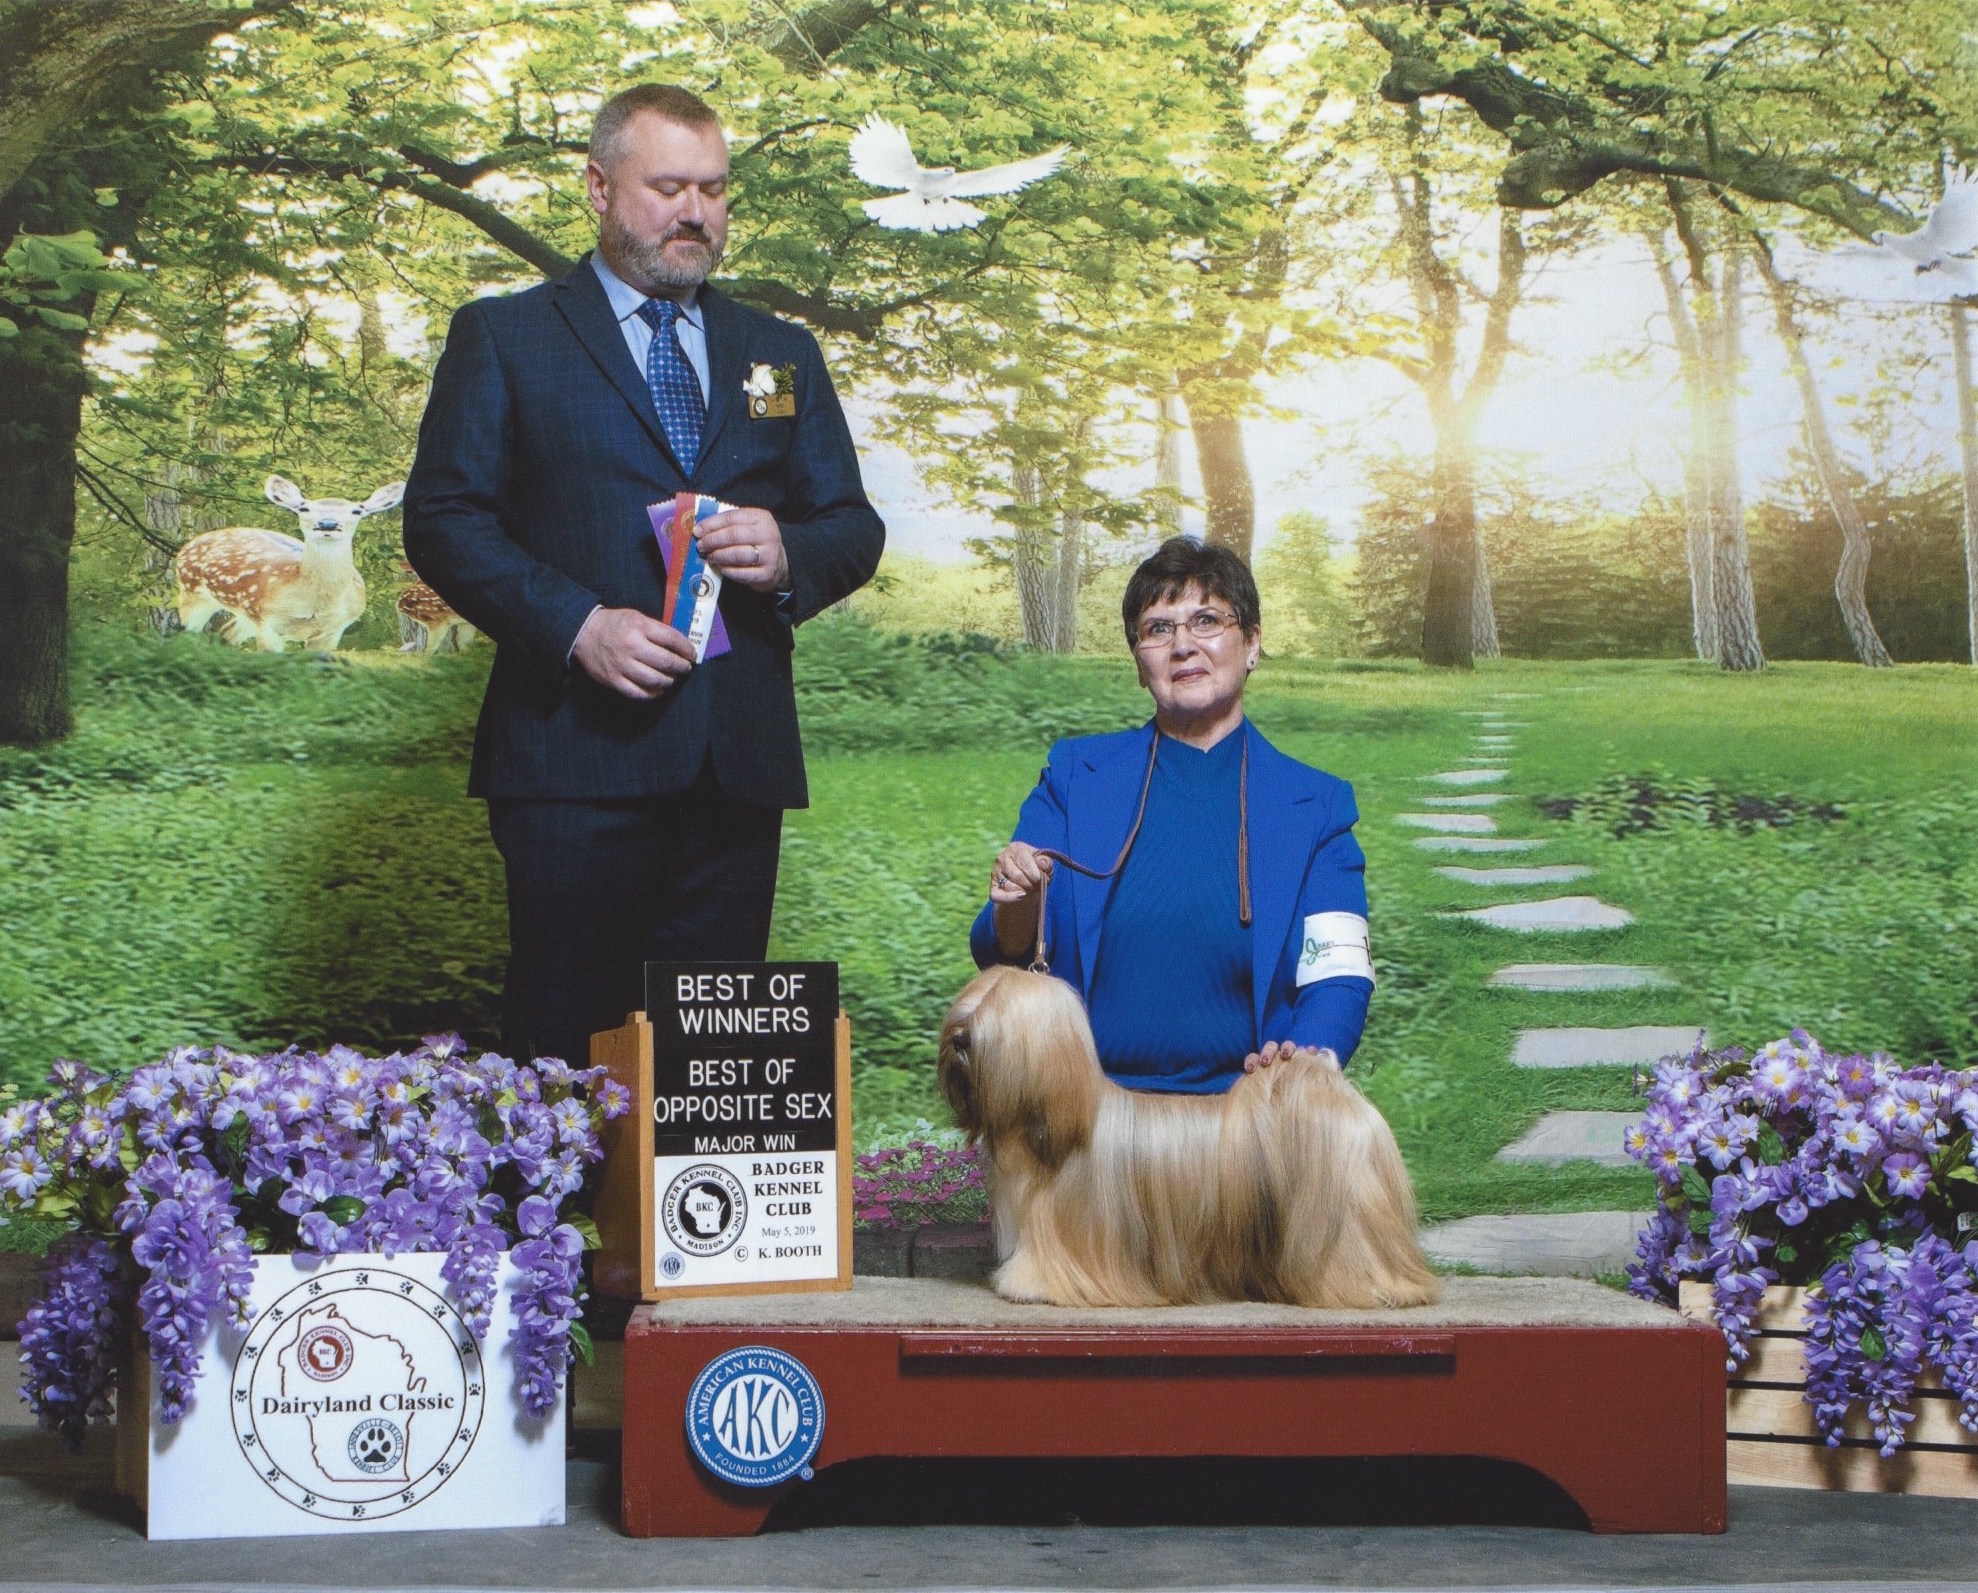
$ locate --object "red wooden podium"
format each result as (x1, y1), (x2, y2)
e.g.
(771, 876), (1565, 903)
(622, 1274), (1726, 1535)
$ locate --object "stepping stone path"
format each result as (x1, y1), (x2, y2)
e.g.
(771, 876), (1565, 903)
(1489, 964), (1675, 992)
(1405, 690), (1708, 1279)
(1419, 1211), (1650, 1278)
(1425, 768), (1509, 786)
(1495, 1112), (1643, 1167)
(1397, 812), (1497, 834)
(1452, 895), (1633, 931)
(1435, 865), (1592, 887)
(1511, 1026), (1706, 1069)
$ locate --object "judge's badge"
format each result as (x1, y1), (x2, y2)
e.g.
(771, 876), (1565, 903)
(744, 361), (797, 419)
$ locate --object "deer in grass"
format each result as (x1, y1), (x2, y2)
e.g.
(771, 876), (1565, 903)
(173, 475), (403, 651)
(395, 565), (478, 654)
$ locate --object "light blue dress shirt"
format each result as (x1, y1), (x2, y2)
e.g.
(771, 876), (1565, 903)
(590, 251), (710, 402)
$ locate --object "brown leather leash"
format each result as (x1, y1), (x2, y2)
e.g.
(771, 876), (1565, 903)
(1019, 729), (1251, 974)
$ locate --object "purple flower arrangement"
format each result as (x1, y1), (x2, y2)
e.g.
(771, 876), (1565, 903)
(1627, 1031), (1978, 1456)
(853, 1138), (985, 1228)
(1, 1038), (630, 1444)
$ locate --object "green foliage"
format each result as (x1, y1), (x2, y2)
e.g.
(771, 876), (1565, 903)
(1750, 466), (1974, 663)
(0, 231), (126, 340)
(1256, 511), (1358, 658)
(1348, 455), (1698, 659)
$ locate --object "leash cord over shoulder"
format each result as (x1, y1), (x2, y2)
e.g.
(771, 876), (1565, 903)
(1023, 730), (1251, 975)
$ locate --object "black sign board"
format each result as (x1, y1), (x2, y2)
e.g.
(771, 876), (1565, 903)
(644, 962), (840, 1159)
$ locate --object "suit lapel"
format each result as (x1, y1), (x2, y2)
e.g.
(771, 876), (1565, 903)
(1245, 722), (1320, 1038)
(1068, 723), (1158, 987)
(697, 287), (746, 471)
(551, 256), (678, 469)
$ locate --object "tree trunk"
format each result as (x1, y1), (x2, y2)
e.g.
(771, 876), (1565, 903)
(1752, 238), (1890, 665)
(1953, 305), (1978, 666)
(1705, 247), (1763, 671)
(1154, 386), (1186, 537)
(1188, 403), (1253, 561)
(0, 324), (85, 743)
(1420, 435), (1477, 668)
(1471, 528), (1500, 658)
(1650, 237), (1718, 661)
(1050, 503), (1083, 653)
(1009, 458), (1052, 650)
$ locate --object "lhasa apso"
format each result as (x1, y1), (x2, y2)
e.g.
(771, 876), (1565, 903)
(938, 965), (1440, 1310)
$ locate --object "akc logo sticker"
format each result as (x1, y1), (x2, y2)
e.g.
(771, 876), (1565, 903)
(685, 1346), (824, 1487)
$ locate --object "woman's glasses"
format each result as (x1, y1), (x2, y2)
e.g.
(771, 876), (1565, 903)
(1134, 608), (1240, 649)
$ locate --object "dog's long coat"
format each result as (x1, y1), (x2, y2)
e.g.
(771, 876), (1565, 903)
(938, 965), (1440, 1310)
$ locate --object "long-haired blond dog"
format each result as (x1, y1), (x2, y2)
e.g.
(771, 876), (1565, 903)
(938, 965), (1440, 1310)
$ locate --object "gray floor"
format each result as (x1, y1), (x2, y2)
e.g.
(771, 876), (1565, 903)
(4, 1440), (1978, 1591)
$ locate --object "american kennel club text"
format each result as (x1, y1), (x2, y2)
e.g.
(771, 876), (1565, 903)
(649, 965), (841, 1287)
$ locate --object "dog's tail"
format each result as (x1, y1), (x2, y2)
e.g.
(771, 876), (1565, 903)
(1246, 1057), (1442, 1309)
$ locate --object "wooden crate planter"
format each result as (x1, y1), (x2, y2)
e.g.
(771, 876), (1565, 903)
(1679, 1281), (1978, 1498)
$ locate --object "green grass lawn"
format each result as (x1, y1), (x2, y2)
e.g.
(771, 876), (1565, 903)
(4, 623), (1974, 1227)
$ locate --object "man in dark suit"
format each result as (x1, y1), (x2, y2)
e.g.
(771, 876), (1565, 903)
(404, 83), (884, 1066)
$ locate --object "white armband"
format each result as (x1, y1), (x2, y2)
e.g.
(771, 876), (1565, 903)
(1295, 912), (1375, 989)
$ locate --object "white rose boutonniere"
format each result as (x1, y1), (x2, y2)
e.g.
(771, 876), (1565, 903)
(744, 361), (797, 418)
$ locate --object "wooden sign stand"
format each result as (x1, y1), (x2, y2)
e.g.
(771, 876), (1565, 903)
(591, 1007), (853, 1302)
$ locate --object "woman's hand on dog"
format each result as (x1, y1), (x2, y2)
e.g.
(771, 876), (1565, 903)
(1243, 1039), (1339, 1074)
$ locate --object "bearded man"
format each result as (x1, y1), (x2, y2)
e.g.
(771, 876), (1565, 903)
(404, 84), (884, 1066)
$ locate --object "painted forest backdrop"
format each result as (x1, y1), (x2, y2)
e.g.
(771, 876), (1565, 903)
(3, 3), (1976, 1219)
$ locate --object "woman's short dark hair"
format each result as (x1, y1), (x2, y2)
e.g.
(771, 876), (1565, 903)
(590, 85), (721, 170)
(1121, 537), (1261, 647)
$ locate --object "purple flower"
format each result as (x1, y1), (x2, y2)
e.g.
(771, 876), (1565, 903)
(0, 1146), (52, 1201)
(18, 1237), (127, 1449)
(1882, 1153), (1930, 1201)
(0, 1035), (622, 1432)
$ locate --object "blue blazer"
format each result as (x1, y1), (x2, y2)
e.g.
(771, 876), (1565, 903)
(970, 720), (1374, 1061)
(403, 256), (884, 804)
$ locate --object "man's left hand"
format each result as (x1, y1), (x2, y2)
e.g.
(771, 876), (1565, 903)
(1243, 1040), (1339, 1074)
(697, 507), (789, 593)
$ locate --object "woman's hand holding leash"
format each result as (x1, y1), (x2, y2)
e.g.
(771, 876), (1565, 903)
(990, 842), (1054, 959)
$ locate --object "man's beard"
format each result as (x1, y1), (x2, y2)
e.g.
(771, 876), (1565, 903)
(602, 210), (724, 292)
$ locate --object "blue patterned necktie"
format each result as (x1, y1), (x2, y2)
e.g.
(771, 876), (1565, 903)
(634, 296), (705, 473)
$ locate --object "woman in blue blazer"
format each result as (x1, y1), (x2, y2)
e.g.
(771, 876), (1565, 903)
(970, 538), (1376, 1092)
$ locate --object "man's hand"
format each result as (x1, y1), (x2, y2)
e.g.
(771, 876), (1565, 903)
(571, 607), (695, 700)
(696, 507), (789, 592)
(1243, 1040), (1338, 1074)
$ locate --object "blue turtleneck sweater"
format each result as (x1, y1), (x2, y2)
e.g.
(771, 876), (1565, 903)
(1086, 731), (1255, 1093)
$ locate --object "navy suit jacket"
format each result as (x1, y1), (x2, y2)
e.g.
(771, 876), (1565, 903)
(969, 720), (1375, 1060)
(402, 256), (884, 806)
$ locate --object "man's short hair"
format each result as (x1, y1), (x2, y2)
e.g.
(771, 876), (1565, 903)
(1121, 536), (1261, 647)
(589, 84), (722, 170)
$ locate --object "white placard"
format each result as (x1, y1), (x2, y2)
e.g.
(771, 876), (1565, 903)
(141, 1252), (565, 1540)
(652, 1150), (840, 1288)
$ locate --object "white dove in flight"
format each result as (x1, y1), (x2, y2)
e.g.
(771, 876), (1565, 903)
(848, 115), (1069, 232)
(1803, 166), (1978, 304)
